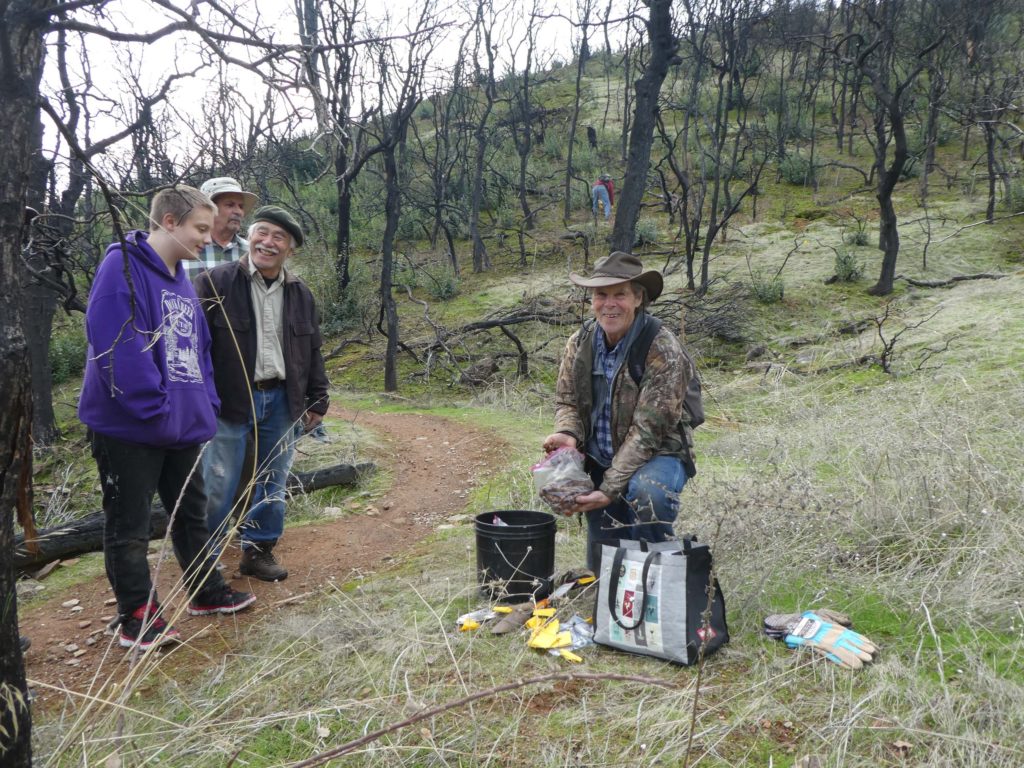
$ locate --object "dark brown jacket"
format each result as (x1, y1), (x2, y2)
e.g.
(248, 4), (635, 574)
(194, 258), (329, 425)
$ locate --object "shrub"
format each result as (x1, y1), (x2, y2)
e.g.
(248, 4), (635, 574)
(633, 218), (659, 246)
(899, 156), (920, 180)
(1003, 179), (1024, 213)
(495, 205), (519, 231)
(542, 132), (564, 161)
(396, 209), (428, 241)
(424, 264), (460, 300)
(833, 249), (864, 282)
(794, 206), (830, 221)
(416, 101), (434, 120)
(50, 323), (87, 385)
(393, 259), (420, 291)
(750, 272), (784, 304)
(844, 221), (870, 246)
(778, 152), (816, 186)
(304, 256), (376, 337)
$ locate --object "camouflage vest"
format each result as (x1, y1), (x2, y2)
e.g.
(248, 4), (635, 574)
(571, 314), (695, 476)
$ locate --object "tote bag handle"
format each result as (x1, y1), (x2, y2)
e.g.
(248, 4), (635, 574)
(607, 546), (661, 631)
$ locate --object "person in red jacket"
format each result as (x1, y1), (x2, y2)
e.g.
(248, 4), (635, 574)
(591, 174), (615, 221)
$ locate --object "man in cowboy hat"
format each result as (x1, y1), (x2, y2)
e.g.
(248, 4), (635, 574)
(185, 176), (259, 280)
(542, 251), (697, 568)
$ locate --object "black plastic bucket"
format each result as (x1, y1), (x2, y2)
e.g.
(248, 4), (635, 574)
(474, 510), (556, 602)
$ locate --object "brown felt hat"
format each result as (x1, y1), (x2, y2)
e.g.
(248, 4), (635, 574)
(569, 251), (663, 302)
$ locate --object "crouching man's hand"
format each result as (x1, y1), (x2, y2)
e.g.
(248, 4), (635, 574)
(572, 490), (611, 515)
(542, 432), (577, 454)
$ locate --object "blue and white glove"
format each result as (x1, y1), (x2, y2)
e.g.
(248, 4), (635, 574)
(784, 612), (878, 670)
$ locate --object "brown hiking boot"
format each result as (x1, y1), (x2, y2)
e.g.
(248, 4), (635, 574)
(239, 542), (288, 582)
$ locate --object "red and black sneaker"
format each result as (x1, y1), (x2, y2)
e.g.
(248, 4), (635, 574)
(188, 586), (256, 616)
(118, 603), (181, 650)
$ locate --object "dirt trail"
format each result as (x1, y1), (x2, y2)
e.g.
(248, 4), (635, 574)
(20, 407), (506, 706)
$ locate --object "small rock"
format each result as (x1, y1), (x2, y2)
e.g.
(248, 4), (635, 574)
(73, 649), (87, 658)
(364, 506), (380, 517)
(16, 579), (45, 597)
(61, 598), (81, 609)
(323, 506), (343, 516)
(383, 502), (393, 510)
(85, 637), (97, 646)
(437, 524), (455, 531)
(104, 598), (117, 606)
(70, 605), (84, 613)
(100, 615), (113, 621)
(65, 644), (79, 653)
(65, 659), (80, 667)
(78, 620), (92, 629)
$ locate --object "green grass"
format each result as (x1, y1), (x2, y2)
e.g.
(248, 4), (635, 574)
(29, 60), (1024, 767)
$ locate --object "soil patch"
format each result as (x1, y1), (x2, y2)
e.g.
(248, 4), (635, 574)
(20, 406), (507, 707)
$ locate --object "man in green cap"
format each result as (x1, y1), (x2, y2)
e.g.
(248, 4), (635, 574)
(194, 206), (330, 581)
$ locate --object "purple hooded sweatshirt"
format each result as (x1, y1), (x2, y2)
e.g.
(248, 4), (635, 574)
(79, 230), (221, 449)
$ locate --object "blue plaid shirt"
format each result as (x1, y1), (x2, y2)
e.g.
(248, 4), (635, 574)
(591, 326), (625, 465)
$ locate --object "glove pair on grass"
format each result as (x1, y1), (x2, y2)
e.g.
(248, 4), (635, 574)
(765, 609), (879, 670)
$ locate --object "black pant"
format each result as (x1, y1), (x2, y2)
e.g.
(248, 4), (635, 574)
(91, 432), (227, 618)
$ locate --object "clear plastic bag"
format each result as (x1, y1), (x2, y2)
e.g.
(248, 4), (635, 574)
(531, 447), (594, 516)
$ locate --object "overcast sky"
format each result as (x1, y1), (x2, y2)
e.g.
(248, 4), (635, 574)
(42, 0), (639, 183)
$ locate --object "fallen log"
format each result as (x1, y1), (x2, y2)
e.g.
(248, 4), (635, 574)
(898, 272), (1007, 288)
(14, 461), (375, 571)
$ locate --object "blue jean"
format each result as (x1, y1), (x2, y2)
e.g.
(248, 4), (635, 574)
(585, 455), (688, 570)
(592, 185), (611, 219)
(203, 386), (301, 549)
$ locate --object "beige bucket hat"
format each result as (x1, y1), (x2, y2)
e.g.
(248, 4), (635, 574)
(200, 177), (259, 212)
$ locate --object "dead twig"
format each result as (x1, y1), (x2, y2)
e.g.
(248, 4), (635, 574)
(287, 671), (683, 768)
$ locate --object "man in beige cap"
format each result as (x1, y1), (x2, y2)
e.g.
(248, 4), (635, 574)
(185, 177), (259, 280)
(542, 251), (699, 568)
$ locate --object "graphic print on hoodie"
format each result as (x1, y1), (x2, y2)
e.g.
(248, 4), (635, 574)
(162, 289), (203, 383)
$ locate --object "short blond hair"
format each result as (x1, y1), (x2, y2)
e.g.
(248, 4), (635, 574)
(149, 185), (217, 230)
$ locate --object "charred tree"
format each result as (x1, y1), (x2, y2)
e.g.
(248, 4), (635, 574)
(611, 0), (679, 253)
(842, 0), (941, 296)
(562, 0), (595, 224)
(0, 2), (47, 764)
(469, 0), (497, 273)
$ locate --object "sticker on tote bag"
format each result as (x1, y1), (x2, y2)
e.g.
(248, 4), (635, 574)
(696, 626), (717, 642)
(622, 590), (635, 619)
(644, 594), (660, 623)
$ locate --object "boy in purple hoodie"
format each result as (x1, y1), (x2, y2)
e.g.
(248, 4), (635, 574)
(79, 186), (255, 651)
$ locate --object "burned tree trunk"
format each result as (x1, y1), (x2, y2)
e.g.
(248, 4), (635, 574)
(611, 0), (679, 253)
(0, 2), (49, 764)
(15, 462), (375, 570)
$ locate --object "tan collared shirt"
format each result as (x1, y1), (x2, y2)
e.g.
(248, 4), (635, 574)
(247, 259), (287, 382)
